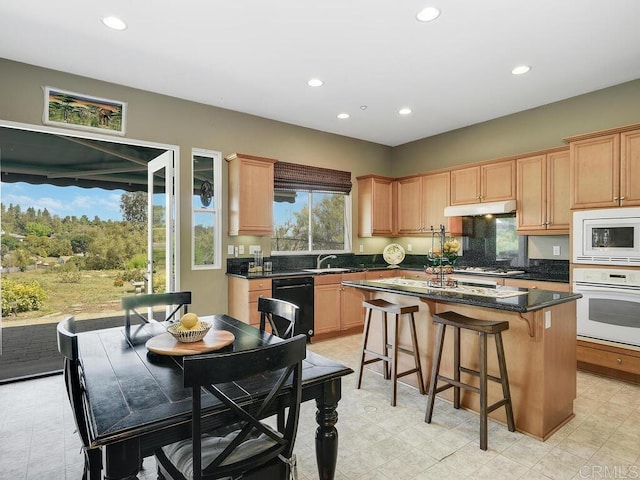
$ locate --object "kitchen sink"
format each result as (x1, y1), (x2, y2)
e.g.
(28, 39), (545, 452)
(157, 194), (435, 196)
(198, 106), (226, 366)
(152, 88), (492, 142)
(302, 268), (351, 274)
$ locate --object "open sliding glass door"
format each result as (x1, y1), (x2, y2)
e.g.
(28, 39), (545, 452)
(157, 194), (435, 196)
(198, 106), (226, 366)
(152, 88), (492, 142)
(147, 151), (177, 293)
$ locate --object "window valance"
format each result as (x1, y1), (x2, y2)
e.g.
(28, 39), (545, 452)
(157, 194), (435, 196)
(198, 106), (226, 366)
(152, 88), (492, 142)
(274, 161), (352, 194)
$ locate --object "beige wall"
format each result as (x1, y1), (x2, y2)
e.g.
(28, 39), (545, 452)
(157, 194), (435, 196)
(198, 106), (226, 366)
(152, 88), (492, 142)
(390, 78), (640, 176)
(0, 59), (391, 315)
(2, 58), (640, 314)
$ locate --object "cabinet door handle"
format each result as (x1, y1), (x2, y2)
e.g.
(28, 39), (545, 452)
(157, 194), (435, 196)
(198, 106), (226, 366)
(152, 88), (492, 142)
(620, 196), (626, 200)
(613, 196), (619, 201)
(616, 358), (622, 365)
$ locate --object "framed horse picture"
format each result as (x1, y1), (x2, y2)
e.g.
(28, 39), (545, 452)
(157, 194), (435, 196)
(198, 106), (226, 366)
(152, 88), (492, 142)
(43, 86), (127, 135)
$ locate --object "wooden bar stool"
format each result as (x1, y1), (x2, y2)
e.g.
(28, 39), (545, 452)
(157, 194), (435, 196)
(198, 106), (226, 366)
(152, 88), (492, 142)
(356, 298), (425, 406)
(425, 311), (515, 450)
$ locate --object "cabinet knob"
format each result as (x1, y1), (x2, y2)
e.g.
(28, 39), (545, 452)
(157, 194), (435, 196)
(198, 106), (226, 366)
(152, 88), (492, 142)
(620, 196), (626, 201)
(616, 358), (622, 365)
(613, 196), (619, 201)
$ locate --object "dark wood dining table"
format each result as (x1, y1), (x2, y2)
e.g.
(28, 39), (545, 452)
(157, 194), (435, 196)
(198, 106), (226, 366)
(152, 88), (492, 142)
(76, 314), (353, 480)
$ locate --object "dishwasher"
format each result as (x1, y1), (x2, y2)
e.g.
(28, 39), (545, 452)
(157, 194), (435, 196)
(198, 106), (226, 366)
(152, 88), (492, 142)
(272, 276), (315, 341)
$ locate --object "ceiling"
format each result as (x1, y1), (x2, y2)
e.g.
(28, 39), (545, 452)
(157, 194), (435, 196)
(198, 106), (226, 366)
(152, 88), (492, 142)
(1, 1), (640, 147)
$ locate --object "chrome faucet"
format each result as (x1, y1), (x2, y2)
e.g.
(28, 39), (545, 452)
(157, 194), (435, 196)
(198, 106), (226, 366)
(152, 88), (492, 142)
(317, 254), (337, 269)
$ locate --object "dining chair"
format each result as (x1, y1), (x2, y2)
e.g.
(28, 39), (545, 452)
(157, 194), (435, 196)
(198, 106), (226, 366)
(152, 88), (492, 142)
(154, 334), (307, 480)
(122, 291), (192, 333)
(56, 316), (102, 480)
(258, 297), (299, 339)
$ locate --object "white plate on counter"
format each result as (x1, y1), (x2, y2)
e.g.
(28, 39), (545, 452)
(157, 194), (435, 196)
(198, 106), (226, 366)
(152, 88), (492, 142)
(383, 243), (405, 266)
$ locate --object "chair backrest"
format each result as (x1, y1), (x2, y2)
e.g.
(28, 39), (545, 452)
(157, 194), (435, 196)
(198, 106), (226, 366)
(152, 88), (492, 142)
(122, 291), (191, 331)
(56, 316), (90, 448)
(257, 297), (299, 339)
(183, 334), (306, 480)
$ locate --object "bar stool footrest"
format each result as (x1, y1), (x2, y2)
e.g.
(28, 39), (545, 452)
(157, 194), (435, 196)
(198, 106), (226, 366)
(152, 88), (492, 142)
(459, 366), (504, 384)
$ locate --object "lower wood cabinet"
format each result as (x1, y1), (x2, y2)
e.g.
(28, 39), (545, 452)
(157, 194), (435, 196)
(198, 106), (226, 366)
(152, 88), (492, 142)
(503, 278), (569, 292)
(314, 272), (366, 336)
(577, 339), (640, 383)
(228, 277), (272, 328)
(314, 276), (342, 335)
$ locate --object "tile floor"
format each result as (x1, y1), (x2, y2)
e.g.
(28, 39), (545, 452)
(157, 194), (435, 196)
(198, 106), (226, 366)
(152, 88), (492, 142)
(1, 333), (639, 480)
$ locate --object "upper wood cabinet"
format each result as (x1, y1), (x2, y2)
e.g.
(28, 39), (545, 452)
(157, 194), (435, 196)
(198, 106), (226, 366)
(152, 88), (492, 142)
(450, 160), (516, 205)
(357, 175), (395, 237)
(516, 149), (570, 234)
(396, 172), (458, 235)
(396, 175), (423, 234)
(225, 153), (277, 236)
(568, 128), (640, 209)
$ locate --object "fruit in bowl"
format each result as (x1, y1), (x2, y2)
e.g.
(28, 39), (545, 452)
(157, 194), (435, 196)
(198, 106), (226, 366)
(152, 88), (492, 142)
(168, 313), (210, 342)
(176, 312), (201, 331)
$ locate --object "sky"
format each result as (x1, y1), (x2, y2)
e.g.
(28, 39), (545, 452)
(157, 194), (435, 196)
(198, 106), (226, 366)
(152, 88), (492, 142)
(1, 182), (125, 221)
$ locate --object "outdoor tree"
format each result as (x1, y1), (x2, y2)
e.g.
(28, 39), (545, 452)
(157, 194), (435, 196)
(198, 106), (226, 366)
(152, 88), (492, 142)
(271, 192), (345, 251)
(120, 191), (148, 224)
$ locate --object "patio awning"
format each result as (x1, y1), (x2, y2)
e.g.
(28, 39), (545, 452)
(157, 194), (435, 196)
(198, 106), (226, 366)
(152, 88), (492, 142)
(0, 126), (167, 191)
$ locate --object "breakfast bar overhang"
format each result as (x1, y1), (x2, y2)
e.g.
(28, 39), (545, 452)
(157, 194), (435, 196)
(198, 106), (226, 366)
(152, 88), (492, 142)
(342, 278), (582, 440)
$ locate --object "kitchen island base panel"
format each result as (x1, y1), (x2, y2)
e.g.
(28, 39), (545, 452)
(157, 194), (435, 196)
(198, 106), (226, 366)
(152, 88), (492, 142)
(355, 290), (576, 440)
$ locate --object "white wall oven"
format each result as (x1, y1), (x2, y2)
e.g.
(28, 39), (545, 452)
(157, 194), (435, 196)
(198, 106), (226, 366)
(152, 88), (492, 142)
(573, 268), (640, 347)
(573, 207), (640, 266)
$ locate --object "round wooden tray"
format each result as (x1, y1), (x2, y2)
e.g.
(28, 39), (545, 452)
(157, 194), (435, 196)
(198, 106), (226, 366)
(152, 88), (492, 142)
(145, 329), (235, 356)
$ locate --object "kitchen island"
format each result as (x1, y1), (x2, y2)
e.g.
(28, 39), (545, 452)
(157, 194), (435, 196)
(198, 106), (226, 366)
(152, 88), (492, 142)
(342, 278), (582, 440)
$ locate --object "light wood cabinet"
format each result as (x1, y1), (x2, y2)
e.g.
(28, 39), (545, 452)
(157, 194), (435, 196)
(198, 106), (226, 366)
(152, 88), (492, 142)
(577, 338), (640, 383)
(450, 160), (516, 205)
(340, 272), (366, 330)
(396, 172), (457, 235)
(396, 175), (423, 234)
(228, 276), (272, 327)
(568, 128), (640, 209)
(314, 272), (366, 335)
(225, 153), (277, 236)
(503, 278), (569, 292)
(516, 150), (570, 234)
(357, 175), (395, 237)
(314, 279), (342, 335)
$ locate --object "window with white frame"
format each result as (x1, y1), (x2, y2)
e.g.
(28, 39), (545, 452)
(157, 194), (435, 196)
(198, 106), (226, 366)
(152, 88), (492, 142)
(191, 149), (221, 269)
(271, 162), (352, 254)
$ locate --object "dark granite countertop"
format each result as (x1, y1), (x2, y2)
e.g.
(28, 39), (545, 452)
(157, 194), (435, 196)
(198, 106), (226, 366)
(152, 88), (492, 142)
(226, 266), (569, 284)
(341, 279), (580, 313)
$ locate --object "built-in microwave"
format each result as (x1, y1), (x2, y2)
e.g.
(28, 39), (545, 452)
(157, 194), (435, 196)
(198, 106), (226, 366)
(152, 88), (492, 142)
(573, 207), (640, 266)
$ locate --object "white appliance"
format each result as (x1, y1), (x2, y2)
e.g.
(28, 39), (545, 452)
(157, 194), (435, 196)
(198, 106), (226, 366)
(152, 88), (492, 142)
(573, 267), (640, 346)
(573, 207), (640, 266)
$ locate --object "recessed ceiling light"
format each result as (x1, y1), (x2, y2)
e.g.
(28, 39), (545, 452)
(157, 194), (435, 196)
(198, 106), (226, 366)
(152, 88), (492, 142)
(360, 105), (368, 111)
(511, 65), (531, 75)
(102, 16), (127, 31)
(399, 108), (412, 115)
(416, 7), (441, 22)
(337, 113), (350, 119)
(307, 78), (324, 87)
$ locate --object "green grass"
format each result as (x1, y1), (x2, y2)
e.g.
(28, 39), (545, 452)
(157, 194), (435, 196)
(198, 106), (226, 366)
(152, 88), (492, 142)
(2, 269), (138, 324)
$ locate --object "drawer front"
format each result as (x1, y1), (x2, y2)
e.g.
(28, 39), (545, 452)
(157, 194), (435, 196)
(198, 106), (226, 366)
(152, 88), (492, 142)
(365, 269), (397, 280)
(314, 274), (342, 286)
(249, 289), (271, 303)
(577, 345), (640, 375)
(248, 278), (272, 292)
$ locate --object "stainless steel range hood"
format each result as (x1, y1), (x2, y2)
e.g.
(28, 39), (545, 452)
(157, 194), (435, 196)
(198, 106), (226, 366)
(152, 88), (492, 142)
(444, 200), (516, 217)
